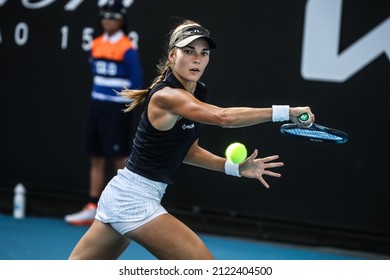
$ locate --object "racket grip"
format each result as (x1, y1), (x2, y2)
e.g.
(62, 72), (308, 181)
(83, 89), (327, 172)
(298, 113), (312, 126)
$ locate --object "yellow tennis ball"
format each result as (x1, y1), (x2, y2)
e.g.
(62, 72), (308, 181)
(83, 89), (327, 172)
(226, 142), (247, 164)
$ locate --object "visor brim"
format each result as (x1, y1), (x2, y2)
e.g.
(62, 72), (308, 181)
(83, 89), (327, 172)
(175, 35), (217, 49)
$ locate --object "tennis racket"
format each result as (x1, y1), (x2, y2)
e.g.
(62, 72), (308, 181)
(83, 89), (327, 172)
(280, 113), (348, 144)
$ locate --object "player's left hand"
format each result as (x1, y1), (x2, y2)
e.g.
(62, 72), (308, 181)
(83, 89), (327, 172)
(239, 149), (284, 188)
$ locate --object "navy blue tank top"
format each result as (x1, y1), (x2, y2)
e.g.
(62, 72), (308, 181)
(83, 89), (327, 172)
(126, 71), (207, 184)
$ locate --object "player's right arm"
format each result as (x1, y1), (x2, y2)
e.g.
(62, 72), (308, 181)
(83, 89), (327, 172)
(149, 87), (314, 130)
(149, 87), (274, 130)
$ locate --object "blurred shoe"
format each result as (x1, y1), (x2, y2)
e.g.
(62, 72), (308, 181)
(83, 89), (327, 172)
(64, 203), (97, 226)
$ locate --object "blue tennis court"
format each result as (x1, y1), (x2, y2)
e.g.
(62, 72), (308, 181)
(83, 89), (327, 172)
(0, 214), (386, 260)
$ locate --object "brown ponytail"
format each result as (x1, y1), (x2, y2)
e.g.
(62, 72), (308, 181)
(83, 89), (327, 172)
(120, 58), (171, 112)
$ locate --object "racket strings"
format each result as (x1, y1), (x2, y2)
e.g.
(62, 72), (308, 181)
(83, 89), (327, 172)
(286, 128), (343, 141)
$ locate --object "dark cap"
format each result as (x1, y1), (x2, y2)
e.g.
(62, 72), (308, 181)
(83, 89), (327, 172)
(169, 25), (217, 50)
(98, 0), (127, 20)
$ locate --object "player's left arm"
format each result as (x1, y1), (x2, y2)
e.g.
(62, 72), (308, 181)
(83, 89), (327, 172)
(184, 140), (284, 188)
(183, 139), (225, 173)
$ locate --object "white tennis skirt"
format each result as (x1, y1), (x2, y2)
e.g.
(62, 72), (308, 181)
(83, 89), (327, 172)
(95, 167), (168, 227)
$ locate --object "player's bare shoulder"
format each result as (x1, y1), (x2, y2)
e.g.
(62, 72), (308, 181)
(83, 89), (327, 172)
(148, 87), (183, 130)
(151, 87), (193, 111)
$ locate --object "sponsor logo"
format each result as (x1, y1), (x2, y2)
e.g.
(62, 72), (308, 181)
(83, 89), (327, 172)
(182, 123), (195, 130)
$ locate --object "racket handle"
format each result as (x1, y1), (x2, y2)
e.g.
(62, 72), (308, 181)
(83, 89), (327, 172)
(298, 113), (310, 122)
(298, 113), (312, 127)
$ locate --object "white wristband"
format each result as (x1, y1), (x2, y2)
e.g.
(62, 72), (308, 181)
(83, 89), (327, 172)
(224, 160), (241, 177)
(272, 105), (290, 122)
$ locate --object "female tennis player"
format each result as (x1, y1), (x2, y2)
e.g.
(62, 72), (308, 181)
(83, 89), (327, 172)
(68, 19), (314, 260)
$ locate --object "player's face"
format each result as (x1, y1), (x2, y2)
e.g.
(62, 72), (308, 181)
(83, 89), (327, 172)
(170, 38), (210, 83)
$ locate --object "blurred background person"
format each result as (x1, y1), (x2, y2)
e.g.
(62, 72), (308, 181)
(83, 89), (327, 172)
(65, 0), (143, 226)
